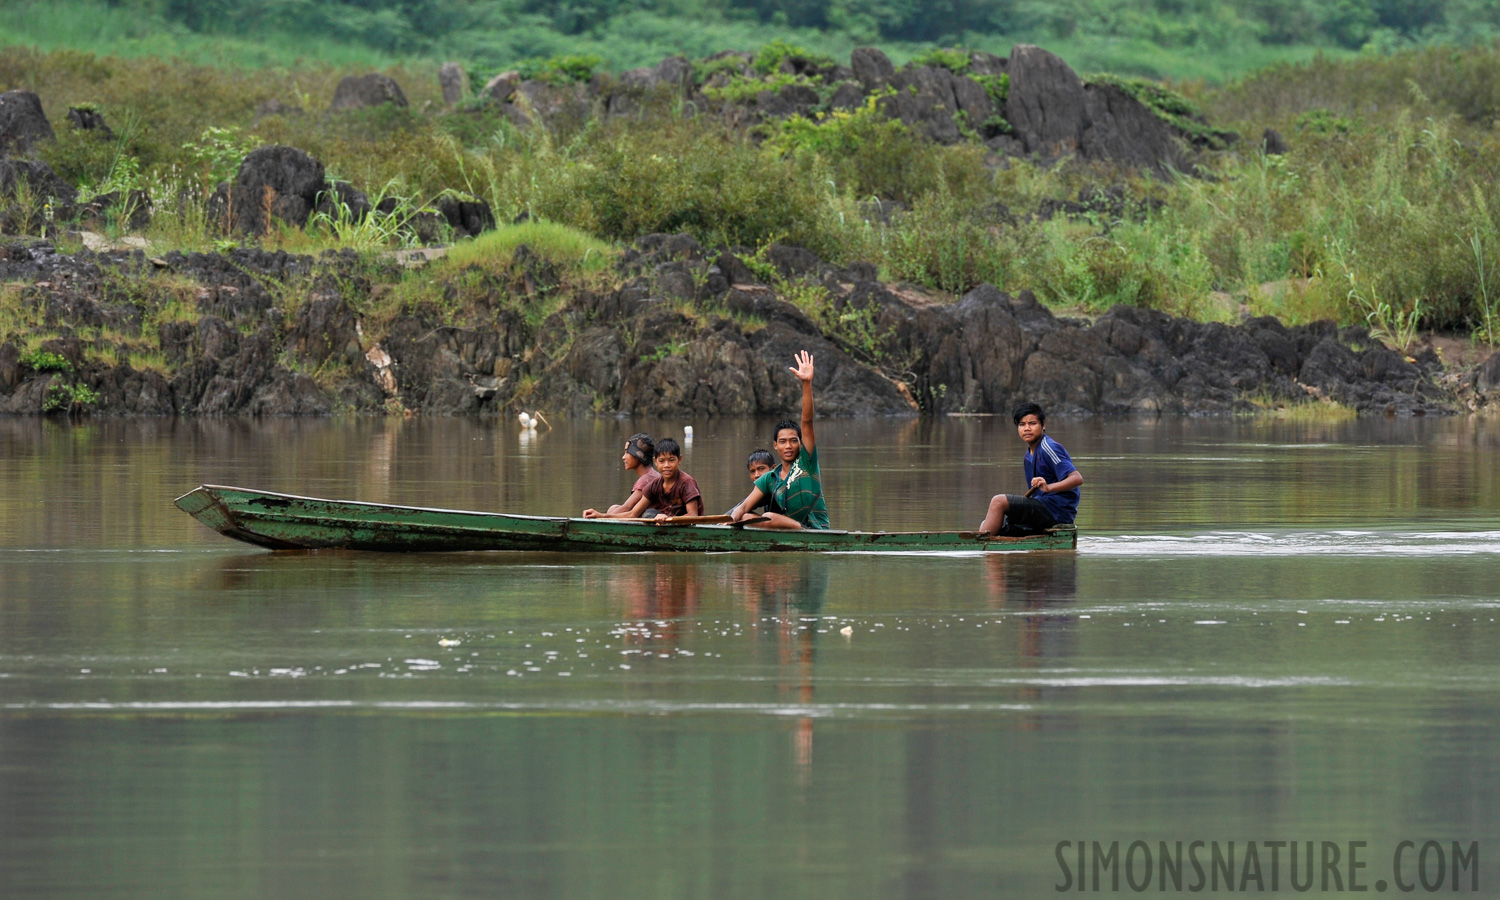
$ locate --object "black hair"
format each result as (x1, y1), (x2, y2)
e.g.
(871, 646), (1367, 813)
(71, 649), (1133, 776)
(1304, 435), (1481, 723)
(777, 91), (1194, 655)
(1012, 402), (1045, 426)
(654, 438), (682, 458)
(746, 449), (775, 469)
(625, 432), (655, 464)
(773, 420), (801, 442)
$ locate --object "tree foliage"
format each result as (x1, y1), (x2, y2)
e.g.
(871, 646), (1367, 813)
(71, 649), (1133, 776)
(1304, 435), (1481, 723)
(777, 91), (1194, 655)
(89, 0), (1500, 61)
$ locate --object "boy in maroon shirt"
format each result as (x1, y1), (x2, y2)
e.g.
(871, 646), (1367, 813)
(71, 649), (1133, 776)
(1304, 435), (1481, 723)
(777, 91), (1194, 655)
(640, 438), (703, 517)
(582, 433), (660, 518)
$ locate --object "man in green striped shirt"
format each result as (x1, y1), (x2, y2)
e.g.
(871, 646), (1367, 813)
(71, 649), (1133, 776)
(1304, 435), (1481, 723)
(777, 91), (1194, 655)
(731, 350), (830, 530)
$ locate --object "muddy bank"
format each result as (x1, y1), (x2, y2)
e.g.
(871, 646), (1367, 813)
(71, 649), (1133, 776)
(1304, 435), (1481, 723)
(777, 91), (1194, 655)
(0, 235), (1491, 418)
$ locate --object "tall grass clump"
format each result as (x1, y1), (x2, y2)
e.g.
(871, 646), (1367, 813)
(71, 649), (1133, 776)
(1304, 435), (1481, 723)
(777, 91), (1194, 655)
(440, 220), (617, 277)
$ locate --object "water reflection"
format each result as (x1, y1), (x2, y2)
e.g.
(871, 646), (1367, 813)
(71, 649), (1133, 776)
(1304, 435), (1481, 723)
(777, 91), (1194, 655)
(985, 553), (1079, 731)
(735, 561), (828, 776)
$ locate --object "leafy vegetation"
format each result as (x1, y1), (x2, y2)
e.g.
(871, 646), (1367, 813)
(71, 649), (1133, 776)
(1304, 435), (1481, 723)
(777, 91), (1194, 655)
(4, 36), (1500, 356)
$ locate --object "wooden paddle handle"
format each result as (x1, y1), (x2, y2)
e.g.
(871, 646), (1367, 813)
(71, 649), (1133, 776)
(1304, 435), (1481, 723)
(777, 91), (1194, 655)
(654, 514), (735, 525)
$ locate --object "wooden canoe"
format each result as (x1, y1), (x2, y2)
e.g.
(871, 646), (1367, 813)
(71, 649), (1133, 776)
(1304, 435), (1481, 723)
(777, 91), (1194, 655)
(174, 485), (1078, 553)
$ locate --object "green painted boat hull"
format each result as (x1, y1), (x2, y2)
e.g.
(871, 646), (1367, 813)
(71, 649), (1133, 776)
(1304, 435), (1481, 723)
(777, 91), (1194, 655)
(174, 485), (1078, 553)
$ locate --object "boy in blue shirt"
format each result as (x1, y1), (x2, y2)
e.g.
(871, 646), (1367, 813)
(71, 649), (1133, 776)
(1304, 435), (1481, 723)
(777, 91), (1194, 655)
(978, 402), (1083, 537)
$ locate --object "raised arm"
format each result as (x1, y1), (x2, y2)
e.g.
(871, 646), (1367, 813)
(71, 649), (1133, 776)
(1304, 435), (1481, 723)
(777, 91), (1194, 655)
(790, 350), (815, 452)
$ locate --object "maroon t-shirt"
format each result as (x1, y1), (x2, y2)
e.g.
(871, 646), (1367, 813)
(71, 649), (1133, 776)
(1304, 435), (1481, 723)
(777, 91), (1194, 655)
(632, 469), (661, 495)
(642, 472), (702, 516)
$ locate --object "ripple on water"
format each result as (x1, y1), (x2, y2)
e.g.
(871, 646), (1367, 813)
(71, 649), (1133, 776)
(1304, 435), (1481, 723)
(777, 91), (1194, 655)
(1084, 530), (1500, 557)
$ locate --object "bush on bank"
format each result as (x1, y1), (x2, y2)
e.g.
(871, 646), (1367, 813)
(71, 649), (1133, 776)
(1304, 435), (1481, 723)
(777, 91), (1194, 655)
(2, 42), (1500, 343)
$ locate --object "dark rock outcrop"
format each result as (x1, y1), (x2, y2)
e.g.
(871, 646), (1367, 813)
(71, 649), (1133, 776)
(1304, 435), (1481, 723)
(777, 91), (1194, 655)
(470, 44), (1232, 176)
(328, 74), (409, 113)
(209, 145), (372, 234)
(1005, 45), (1192, 174)
(0, 91), (55, 157)
(0, 159), (78, 232)
(0, 235), (1461, 418)
(65, 106), (112, 137)
(850, 47), (896, 91)
(439, 62), (466, 106)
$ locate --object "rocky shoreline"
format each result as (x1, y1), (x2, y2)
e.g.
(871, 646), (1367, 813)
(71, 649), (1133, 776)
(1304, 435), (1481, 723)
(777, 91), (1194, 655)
(2, 234), (1496, 419)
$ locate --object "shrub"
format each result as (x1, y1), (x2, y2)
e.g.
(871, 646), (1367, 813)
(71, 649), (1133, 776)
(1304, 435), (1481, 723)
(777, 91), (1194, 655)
(703, 72), (811, 103)
(516, 54), (603, 85)
(751, 40), (830, 75)
(22, 349), (71, 372)
(910, 47), (971, 74)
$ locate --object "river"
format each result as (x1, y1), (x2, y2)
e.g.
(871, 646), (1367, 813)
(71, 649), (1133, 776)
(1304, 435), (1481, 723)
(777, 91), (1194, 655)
(2, 415), (1498, 898)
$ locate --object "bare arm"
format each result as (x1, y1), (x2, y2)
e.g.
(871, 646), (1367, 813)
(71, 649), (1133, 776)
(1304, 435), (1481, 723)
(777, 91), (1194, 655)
(790, 350), (815, 452)
(686, 497), (703, 516)
(1033, 470), (1084, 494)
(732, 486), (767, 522)
(585, 488), (650, 518)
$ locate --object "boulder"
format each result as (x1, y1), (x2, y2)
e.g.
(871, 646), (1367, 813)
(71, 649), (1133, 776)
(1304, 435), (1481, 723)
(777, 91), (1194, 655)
(620, 56), (693, 94)
(850, 47), (895, 91)
(210, 145), (327, 234)
(328, 74), (409, 113)
(1476, 353), (1500, 395)
(0, 91), (54, 156)
(881, 66), (963, 143)
(755, 83), (819, 119)
(1004, 44), (1197, 174)
(82, 189), (153, 230)
(65, 106), (112, 137)
(609, 56), (695, 117)
(829, 81), (866, 111)
(1262, 128), (1289, 155)
(1080, 82), (1189, 175)
(439, 62), (466, 106)
(1004, 45), (1091, 158)
(435, 194), (495, 238)
(482, 71), (521, 103)
(0, 158), (78, 231)
(314, 180), (372, 222)
(510, 80), (591, 128)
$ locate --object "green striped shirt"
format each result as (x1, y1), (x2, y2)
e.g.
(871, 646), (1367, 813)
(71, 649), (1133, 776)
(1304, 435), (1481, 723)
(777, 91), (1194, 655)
(754, 446), (830, 529)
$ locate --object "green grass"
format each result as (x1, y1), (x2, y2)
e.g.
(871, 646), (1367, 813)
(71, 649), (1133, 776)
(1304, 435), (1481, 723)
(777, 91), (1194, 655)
(441, 220), (618, 277)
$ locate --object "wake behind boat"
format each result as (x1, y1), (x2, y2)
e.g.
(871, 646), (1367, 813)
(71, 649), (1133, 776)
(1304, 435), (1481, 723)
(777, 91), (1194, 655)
(174, 485), (1078, 553)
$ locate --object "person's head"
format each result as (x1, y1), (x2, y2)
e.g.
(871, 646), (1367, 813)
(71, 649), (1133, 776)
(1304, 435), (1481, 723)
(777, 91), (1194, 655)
(773, 420), (801, 462)
(1012, 402), (1046, 444)
(654, 438), (683, 477)
(622, 433), (654, 470)
(746, 449), (775, 481)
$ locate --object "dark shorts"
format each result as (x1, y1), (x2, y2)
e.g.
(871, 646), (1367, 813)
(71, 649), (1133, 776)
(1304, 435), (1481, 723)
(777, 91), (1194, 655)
(1001, 495), (1058, 536)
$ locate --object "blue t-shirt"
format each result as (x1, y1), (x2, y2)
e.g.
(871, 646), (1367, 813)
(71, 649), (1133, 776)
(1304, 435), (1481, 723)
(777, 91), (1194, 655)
(1025, 435), (1080, 523)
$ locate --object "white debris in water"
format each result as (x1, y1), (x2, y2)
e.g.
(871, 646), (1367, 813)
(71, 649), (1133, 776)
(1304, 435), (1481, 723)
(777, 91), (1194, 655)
(840, 625), (854, 637)
(438, 638), (461, 647)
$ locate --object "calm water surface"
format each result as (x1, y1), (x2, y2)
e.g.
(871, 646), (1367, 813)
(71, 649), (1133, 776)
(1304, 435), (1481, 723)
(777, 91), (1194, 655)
(2, 416), (1499, 898)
